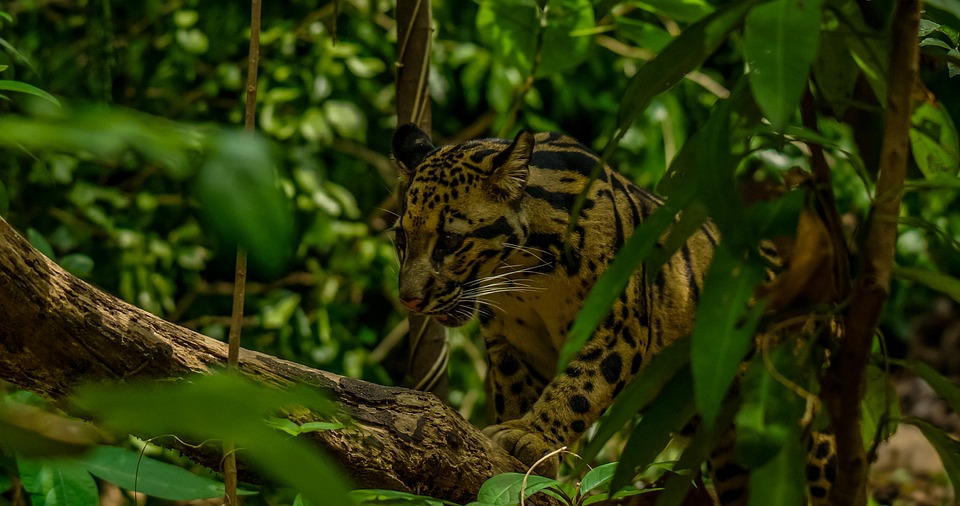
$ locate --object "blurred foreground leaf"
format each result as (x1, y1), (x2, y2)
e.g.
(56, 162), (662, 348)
(71, 373), (351, 506)
(194, 130), (295, 276)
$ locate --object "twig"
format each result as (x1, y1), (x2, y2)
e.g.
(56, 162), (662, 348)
(224, 0), (263, 504)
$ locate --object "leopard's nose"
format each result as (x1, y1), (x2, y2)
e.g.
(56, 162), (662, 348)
(400, 297), (424, 312)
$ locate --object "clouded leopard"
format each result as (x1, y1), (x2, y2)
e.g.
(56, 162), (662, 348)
(390, 124), (837, 504)
(391, 122), (715, 461)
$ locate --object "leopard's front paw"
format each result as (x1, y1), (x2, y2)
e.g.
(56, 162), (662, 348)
(483, 420), (561, 477)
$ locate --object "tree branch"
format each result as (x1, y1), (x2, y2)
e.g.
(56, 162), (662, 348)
(0, 215), (524, 504)
(822, 1), (920, 504)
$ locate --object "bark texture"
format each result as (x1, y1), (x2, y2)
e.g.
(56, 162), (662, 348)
(0, 215), (523, 504)
(821, 1), (921, 504)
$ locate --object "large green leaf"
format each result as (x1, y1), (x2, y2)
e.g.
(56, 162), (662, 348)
(742, 0), (824, 130)
(747, 423), (805, 506)
(18, 459), (98, 506)
(579, 338), (692, 466)
(78, 446), (255, 500)
(194, 130), (295, 277)
(734, 351), (806, 470)
(0, 79), (60, 107)
(474, 472), (561, 505)
(690, 245), (767, 426)
(579, 462), (619, 495)
(558, 190), (692, 371)
(609, 369), (696, 495)
(476, 0), (594, 77)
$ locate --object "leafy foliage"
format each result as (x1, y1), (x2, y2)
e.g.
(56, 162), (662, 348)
(2, 0), (960, 503)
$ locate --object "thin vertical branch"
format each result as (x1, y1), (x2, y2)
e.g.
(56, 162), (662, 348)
(822, 1), (920, 504)
(224, 1), (263, 504)
(395, 0), (448, 398)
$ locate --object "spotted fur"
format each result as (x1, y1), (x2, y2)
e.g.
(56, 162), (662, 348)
(391, 124), (833, 504)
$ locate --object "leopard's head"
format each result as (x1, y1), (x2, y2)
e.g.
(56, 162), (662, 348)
(391, 124), (534, 326)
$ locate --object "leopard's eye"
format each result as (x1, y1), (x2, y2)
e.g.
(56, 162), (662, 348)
(438, 232), (464, 252)
(394, 228), (407, 251)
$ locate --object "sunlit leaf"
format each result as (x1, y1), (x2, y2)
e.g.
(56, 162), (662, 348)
(0, 79), (60, 107)
(743, 0), (824, 130)
(350, 489), (454, 506)
(476, 0), (594, 77)
(580, 462), (618, 495)
(476, 472), (561, 505)
(78, 446), (255, 500)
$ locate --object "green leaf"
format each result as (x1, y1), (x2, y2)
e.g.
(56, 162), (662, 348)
(477, 0), (594, 77)
(909, 101), (960, 177)
(615, 0), (755, 135)
(580, 462), (618, 494)
(70, 373), (350, 506)
(476, 473), (561, 505)
(735, 345), (812, 470)
(908, 418), (960, 495)
(747, 423), (805, 506)
(632, 0), (714, 22)
(27, 228), (56, 260)
(862, 364), (899, 447)
(0, 105), (202, 178)
(610, 369), (696, 494)
(18, 459), (98, 506)
(194, 130), (294, 277)
(894, 265), (960, 303)
(812, 29), (860, 117)
(558, 193), (692, 372)
(742, 0), (824, 130)
(690, 245), (767, 426)
(0, 80), (60, 107)
(58, 254), (94, 278)
(78, 446), (253, 500)
(349, 489), (454, 506)
(579, 338), (692, 466)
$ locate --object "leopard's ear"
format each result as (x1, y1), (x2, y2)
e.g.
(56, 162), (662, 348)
(392, 123), (435, 186)
(489, 130), (534, 202)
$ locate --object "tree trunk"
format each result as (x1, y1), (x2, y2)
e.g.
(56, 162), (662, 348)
(394, 0), (450, 398)
(0, 215), (522, 504)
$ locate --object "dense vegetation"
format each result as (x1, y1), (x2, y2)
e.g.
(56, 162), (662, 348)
(1, 0), (959, 505)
